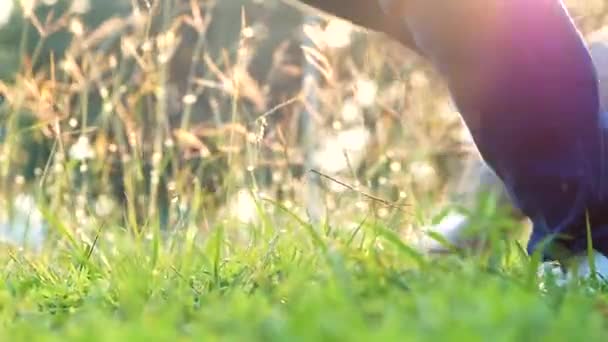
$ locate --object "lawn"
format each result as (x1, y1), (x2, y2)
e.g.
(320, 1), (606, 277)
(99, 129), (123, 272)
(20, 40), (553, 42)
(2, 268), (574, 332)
(2, 208), (608, 341)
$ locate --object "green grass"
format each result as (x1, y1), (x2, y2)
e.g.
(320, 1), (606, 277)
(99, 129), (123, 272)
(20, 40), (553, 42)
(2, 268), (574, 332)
(2, 209), (608, 341)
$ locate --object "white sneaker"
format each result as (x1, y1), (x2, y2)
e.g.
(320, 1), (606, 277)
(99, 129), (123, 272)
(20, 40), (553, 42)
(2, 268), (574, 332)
(538, 251), (608, 289)
(565, 250), (608, 281)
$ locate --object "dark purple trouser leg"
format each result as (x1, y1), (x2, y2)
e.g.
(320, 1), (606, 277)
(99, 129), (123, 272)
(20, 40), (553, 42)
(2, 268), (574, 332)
(296, 0), (608, 259)
(382, 0), (608, 260)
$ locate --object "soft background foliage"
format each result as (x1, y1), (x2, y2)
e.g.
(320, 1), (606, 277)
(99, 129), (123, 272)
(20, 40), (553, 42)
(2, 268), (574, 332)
(0, 0), (605, 234)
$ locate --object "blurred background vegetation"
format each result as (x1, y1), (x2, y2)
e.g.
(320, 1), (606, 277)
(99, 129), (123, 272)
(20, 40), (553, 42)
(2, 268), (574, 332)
(0, 0), (607, 249)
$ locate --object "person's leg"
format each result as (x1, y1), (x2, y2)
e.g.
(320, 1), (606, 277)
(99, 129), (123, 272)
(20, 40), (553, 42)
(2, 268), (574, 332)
(293, 0), (418, 50)
(294, 0), (608, 274)
(425, 26), (608, 270)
